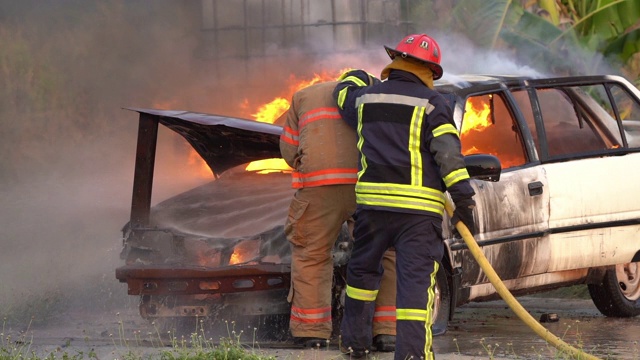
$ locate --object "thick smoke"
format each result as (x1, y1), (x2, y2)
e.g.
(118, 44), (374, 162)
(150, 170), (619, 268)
(0, 0), (386, 325)
(0, 0), (621, 327)
(0, 1), (213, 324)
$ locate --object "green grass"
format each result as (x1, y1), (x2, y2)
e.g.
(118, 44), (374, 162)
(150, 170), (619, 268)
(1, 317), (278, 360)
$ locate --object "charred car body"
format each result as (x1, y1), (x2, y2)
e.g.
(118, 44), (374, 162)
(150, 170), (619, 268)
(116, 74), (640, 337)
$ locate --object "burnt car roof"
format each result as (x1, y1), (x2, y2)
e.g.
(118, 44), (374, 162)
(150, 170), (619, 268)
(435, 74), (628, 93)
(127, 108), (282, 175)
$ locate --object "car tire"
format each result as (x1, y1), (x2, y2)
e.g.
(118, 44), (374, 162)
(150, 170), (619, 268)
(588, 262), (640, 317)
(432, 264), (452, 336)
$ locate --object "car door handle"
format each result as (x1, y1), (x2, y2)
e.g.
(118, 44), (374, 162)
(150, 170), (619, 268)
(528, 181), (544, 196)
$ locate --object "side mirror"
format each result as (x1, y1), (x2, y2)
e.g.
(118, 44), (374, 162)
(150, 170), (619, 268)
(465, 154), (501, 182)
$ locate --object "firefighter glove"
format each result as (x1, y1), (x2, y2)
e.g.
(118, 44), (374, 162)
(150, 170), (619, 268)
(451, 198), (476, 236)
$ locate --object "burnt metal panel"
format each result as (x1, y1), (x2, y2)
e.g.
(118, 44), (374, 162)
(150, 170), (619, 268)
(116, 263), (291, 295)
(130, 113), (159, 227)
(127, 108), (282, 176)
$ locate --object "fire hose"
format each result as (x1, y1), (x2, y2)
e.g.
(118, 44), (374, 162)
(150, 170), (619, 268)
(444, 199), (601, 360)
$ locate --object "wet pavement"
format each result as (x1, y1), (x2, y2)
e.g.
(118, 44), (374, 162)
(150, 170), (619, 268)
(437, 297), (639, 359)
(12, 296), (640, 359)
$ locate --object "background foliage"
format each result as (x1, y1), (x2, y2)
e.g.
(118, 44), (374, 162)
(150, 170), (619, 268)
(407, 0), (640, 82)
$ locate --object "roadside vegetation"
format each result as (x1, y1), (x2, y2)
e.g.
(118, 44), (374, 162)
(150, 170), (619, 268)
(1, 318), (279, 360)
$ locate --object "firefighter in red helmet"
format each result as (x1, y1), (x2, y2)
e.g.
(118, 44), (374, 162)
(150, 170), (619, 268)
(279, 80), (398, 350)
(335, 34), (476, 359)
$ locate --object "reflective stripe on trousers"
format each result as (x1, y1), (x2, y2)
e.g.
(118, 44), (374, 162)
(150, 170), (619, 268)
(340, 209), (443, 360)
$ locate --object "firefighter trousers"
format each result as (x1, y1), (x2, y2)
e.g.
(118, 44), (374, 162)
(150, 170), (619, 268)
(341, 209), (443, 360)
(285, 186), (396, 339)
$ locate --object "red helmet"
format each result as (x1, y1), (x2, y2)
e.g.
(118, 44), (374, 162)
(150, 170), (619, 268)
(384, 34), (443, 80)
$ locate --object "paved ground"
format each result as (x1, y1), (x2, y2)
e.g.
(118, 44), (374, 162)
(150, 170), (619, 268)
(8, 296), (639, 359)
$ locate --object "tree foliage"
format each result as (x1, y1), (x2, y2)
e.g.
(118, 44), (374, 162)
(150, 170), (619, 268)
(410, 0), (640, 81)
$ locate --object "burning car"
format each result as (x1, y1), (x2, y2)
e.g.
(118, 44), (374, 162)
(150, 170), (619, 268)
(116, 74), (640, 339)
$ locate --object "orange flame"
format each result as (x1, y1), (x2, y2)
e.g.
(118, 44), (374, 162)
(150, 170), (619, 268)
(188, 148), (213, 178)
(252, 97), (290, 124)
(244, 70), (349, 173)
(460, 95), (525, 169)
(461, 100), (492, 136)
(250, 70), (348, 124)
(461, 96), (493, 158)
(228, 239), (260, 265)
(153, 69), (354, 177)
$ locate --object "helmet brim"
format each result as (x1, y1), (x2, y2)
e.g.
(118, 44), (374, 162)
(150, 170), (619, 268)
(384, 46), (443, 80)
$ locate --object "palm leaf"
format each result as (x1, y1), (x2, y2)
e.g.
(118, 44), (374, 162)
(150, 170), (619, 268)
(432, 0), (640, 78)
(550, 0), (638, 46)
(604, 28), (640, 64)
(450, 0), (513, 48)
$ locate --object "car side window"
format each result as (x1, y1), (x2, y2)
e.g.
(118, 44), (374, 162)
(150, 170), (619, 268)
(600, 84), (640, 148)
(510, 89), (541, 155)
(460, 93), (527, 169)
(535, 86), (625, 157)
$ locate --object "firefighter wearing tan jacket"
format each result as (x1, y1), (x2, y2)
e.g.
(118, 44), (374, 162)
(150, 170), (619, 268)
(279, 80), (397, 350)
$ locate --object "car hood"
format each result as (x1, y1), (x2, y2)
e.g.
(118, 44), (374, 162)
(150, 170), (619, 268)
(150, 168), (294, 239)
(128, 108), (283, 175)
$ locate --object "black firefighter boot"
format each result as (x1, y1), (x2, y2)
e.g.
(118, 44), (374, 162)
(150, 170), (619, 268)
(293, 337), (329, 348)
(373, 334), (396, 352)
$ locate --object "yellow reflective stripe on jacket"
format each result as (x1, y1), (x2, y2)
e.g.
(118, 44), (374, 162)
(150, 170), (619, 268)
(443, 168), (471, 188)
(409, 106), (425, 187)
(337, 75), (369, 109)
(337, 87), (349, 110)
(346, 285), (378, 302)
(342, 75), (369, 87)
(432, 123), (468, 187)
(432, 123), (459, 138)
(355, 181), (445, 214)
(356, 182), (445, 202)
(356, 103), (367, 176)
(356, 194), (444, 214)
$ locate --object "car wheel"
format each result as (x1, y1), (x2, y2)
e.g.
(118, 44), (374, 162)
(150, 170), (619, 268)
(588, 262), (640, 317)
(432, 264), (452, 336)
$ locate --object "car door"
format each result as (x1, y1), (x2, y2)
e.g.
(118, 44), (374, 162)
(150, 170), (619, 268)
(528, 80), (640, 272)
(448, 89), (551, 294)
